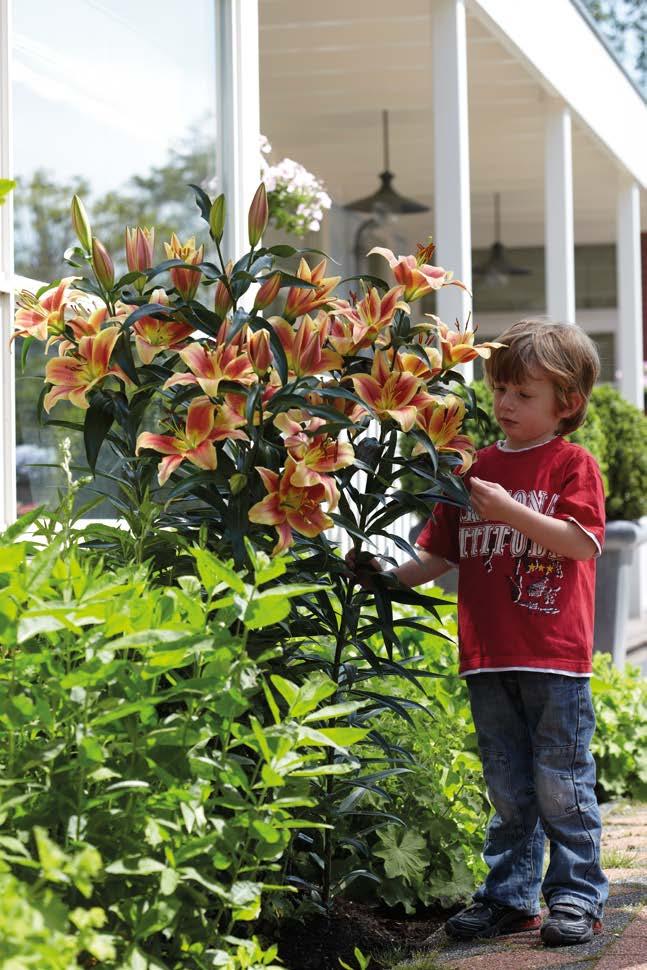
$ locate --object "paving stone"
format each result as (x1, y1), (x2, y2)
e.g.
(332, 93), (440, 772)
(419, 806), (647, 969)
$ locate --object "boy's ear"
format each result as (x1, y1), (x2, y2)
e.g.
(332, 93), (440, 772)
(561, 391), (583, 417)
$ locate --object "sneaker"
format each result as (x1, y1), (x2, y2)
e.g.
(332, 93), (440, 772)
(541, 903), (603, 947)
(444, 900), (541, 940)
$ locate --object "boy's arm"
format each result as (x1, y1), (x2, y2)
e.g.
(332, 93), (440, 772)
(345, 548), (452, 589)
(391, 550), (452, 587)
(470, 477), (597, 561)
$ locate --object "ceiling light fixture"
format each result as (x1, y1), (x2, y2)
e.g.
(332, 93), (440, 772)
(473, 193), (531, 287)
(344, 110), (430, 215)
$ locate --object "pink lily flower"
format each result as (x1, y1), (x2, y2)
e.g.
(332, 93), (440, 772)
(43, 326), (129, 412)
(351, 351), (434, 432)
(13, 278), (76, 343)
(331, 285), (408, 353)
(274, 411), (355, 487)
(413, 395), (475, 473)
(249, 456), (339, 555)
(132, 288), (194, 365)
(269, 312), (343, 378)
(136, 395), (248, 486)
(428, 316), (505, 368)
(282, 258), (340, 322)
(164, 340), (256, 398)
(368, 242), (467, 302)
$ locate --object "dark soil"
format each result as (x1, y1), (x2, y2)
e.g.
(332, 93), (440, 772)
(274, 898), (449, 970)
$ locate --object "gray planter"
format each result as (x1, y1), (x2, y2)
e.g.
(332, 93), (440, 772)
(594, 520), (647, 667)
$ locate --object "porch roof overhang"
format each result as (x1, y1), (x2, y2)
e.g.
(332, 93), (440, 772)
(259, 0), (647, 247)
(472, 0), (647, 188)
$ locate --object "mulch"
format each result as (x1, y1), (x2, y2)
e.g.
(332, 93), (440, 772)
(274, 897), (449, 970)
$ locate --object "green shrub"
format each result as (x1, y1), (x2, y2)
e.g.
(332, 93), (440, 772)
(0, 512), (364, 968)
(590, 653), (647, 801)
(587, 384), (647, 520)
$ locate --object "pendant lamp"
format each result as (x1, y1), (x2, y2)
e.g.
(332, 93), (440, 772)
(344, 110), (430, 215)
(473, 193), (530, 286)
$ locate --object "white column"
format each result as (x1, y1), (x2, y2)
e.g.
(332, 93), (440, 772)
(216, 0), (260, 266)
(616, 176), (645, 622)
(544, 101), (575, 323)
(616, 177), (643, 410)
(431, 0), (473, 349)
(0, 0), (16, 528)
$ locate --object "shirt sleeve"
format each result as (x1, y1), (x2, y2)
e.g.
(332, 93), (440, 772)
(553, 450), (606, 556)
(415, 500), (461, 565)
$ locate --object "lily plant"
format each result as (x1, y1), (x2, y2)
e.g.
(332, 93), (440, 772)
(15, 183), (500, 906)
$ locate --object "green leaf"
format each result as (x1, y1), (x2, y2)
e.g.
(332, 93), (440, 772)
(83, 392), (115, 472)
(243, 592), (291, 629)
(373, 826), (427, 884)
(192, 547), (246, 595)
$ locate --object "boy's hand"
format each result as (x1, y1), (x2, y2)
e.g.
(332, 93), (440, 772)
(345, 549), (383, 589)
(470, 477), (517, 523)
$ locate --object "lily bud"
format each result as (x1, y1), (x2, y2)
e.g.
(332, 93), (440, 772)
(247, 183), (268, 248)
(214, 261), (233, 319)
(71, 195), (92, 252)
(230, 472), (248, 496)
(125, 226), (154, 274)
(91, 237), (115, 290)
(253, 272), (281, 311)
(210, 194), (226, 242)
(248, 328), (272, 375)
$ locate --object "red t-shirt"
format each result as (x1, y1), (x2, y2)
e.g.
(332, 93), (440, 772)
(416, 437), (605, 677)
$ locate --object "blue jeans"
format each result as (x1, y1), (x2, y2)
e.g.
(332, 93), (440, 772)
(467, 671), (608, 919)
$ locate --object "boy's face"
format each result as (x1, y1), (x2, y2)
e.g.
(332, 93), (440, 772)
(492, 371), (576, 450)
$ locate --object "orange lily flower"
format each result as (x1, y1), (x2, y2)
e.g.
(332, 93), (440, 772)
(249, 457), (339, 554)
(164, 340), (256, 398)
(67, 305), (109, 341)
(43, 326), (128, 412)
(427, 317), (504, 368)
(351, 351), (434, 433)
(132, 288), (194, 365)
(274, 411), (355, 487)
(368, 244), (466, 302)
(13, 278), (76, 343)
(136, 395), (247, 486)
(331, 285), (408, 353)
(282, 258), (340, 322)
(164, 233), (204, 301)
(414, 395), (475, 473)
(270, 312), (343, 378)
(392, 345), (443, 382)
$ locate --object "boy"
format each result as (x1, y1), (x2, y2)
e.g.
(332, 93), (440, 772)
(351, 320), (608, 948)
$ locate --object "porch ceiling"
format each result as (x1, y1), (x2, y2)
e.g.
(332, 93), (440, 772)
(260, 0), (646, 248)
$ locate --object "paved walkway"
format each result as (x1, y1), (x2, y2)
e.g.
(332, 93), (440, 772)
(408, 802), (647, 970)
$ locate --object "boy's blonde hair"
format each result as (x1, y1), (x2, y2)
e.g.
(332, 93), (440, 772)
(483, 319), (600, 434)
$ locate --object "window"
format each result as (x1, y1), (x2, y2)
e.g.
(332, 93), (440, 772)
(13, 0), (218, 515)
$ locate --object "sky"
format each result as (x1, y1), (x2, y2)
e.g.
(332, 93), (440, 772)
(13, 0), (218, 198)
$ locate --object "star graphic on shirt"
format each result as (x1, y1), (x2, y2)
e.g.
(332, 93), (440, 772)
(537, 564), (546, 573)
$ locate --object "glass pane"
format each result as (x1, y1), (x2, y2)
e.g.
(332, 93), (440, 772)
(13, 0), (217, 516)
